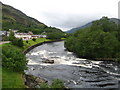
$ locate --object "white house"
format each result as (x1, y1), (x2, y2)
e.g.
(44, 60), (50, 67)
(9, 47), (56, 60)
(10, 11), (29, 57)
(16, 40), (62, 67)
(15, 32), (47, 40)
(15, 33), (31, 40)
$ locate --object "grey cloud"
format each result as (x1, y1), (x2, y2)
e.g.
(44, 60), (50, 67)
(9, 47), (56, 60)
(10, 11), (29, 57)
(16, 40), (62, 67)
(40, 12), (101, 31)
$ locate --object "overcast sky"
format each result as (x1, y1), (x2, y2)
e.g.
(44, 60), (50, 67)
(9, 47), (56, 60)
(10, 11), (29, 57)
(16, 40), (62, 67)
(1, 0), (120, 31)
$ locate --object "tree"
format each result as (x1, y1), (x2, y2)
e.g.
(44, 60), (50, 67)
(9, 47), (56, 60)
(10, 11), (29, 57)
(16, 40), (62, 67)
(9, 31), (16, 41)
(32, 38), (36, 42)
(17, 38), (23, 47)
(47, 32), (64, 40)
(11, 38), (24, 47)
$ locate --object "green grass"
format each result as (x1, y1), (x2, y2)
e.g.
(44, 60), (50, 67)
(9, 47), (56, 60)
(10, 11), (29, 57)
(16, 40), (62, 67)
(2, 68), (26, 88)
(23, 38), (50, 50)
(0, 67), (2, 89)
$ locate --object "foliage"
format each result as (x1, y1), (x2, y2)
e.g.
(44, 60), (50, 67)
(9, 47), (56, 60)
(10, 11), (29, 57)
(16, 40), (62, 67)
(40, 79), (65, 88)
(2, 44), (28, 72)
(51, 79), (65, 88)
(32, 38), (36, 42)
(65, 17), (120, 61)
(12, 38), (24, 47)
(8, 31), (24, 47)
(47, 32), (64, 40)
(8, 31), (16, 41)
(40, 83), (49, 88)
(26, 40), (28, 43)
(2, 36), (9, 41)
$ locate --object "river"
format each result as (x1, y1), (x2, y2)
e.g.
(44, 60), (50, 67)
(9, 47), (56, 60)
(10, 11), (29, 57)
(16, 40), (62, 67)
(25, 41), (120, 88)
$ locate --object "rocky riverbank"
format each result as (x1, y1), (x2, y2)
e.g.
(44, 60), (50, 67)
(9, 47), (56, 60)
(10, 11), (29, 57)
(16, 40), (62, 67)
(23, 74), (48, 88)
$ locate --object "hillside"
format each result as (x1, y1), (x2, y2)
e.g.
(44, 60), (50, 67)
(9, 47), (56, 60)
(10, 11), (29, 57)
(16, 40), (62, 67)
(66, 22), (93, 33)
(65, 17), (120, 61)
(1, 2), (63, 34)
(67, 18), (120, 33)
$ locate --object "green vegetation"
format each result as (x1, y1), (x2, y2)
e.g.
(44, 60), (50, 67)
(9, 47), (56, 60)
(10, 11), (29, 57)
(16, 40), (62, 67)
(2, 68), (25, 88)
(23, 38), (50, 49)
(2, 3), (64, 35)
(32, 38), (36, 42)
(1, 2), (66, 89)
(2, 43), (27, 72)
(47, 32), (65, 40)
(8, 31), (24, 47)
(2, 38), (62, 88)
(40, 79), (65, 89)
(65, 17), (120, 61)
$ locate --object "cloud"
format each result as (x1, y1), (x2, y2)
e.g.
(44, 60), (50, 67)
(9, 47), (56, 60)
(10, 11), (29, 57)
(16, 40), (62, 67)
(1, 0), (119, 31)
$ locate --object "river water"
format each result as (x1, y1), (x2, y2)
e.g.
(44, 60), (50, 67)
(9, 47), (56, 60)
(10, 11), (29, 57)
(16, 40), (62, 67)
(25, 41), (120, 88)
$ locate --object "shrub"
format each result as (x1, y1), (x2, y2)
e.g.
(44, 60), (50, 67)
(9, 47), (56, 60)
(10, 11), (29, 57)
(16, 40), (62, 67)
(11, 38), (23, 47)
(40, 83), (49, 88)
(32, 38), (36, 42)
(40, 79), (65, 88)
(51, 79), (65, 88)
(2, 44), (28, 72)
(26, 40), (28, 43)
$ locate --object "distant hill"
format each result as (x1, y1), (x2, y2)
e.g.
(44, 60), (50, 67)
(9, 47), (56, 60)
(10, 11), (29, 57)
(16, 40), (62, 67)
(66, 18), (120, 33)
(1, 2), (63, 34)
(66, 22), (93, 33)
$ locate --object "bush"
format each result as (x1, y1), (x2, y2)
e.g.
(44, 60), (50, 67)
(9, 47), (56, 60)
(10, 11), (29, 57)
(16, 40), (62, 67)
(9, 31), (16, 41)
(40, 83), (49, 88)
(32, 38), (36, 42)
(12, 38), (23, 47)
(26, 40), (28, 43)
(40, 79), (65, 88)
(51, 79), (65, 88)
(2, 44), (28, 72)
(116, 52), (120, 62)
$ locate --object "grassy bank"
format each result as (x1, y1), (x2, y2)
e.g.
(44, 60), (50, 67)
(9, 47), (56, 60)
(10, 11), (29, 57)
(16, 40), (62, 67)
(2, 38), (50, 88)
(2, 68), (25, 88)
(23, 38), (50, 50)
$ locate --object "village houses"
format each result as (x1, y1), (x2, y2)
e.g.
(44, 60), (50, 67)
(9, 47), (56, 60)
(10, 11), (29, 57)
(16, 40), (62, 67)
(0, 29), (47, 40)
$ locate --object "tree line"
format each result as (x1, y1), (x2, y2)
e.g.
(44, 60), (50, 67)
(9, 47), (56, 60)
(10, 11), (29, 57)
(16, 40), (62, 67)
(65, 17), (120, 61)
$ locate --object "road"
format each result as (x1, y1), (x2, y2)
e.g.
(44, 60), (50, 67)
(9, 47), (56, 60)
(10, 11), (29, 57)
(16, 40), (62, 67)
(0, 41), (10, 45)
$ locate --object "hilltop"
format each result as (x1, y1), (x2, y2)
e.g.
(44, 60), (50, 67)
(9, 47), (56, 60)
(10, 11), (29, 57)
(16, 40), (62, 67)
(1, 2), (63, 34)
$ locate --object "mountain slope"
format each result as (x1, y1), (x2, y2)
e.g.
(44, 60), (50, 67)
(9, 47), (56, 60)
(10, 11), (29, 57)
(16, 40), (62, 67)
(67, 18), (120, 33)
(1, 2), (63, 34)
(66, 22), (93, 33)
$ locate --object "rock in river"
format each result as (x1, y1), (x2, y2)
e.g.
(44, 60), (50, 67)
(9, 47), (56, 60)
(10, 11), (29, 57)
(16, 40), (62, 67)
(42, 59), (54, 64)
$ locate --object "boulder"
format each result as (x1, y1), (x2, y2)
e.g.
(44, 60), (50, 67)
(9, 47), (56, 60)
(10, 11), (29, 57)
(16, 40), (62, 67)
(35, 77), (48, 83)
(42, 59), (54, 64)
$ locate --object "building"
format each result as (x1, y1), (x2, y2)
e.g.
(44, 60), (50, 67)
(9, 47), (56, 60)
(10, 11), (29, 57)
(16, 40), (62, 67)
(15, 33), (31, 40)
(0, 31), (7, 41)
(15, 32), (47, 40)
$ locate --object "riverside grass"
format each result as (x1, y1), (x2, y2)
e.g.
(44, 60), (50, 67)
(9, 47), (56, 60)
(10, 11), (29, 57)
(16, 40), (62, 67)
(2, 68), (25, 88)
(23, 38), (50, 50)
(2, 38), (50, 88)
